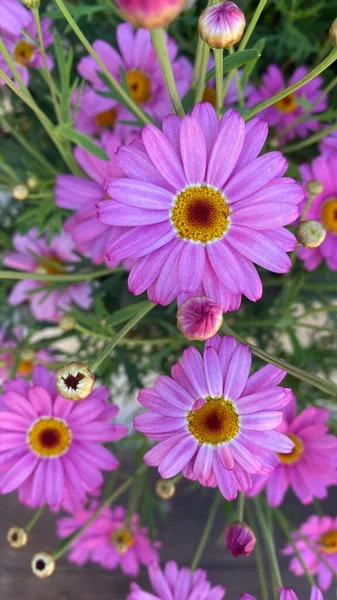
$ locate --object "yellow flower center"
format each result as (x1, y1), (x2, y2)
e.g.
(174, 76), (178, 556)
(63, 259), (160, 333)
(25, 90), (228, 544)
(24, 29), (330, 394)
(171, 185), (231, 244)
(17, 360), (34, 376)
(319, 530), (337, 554)
(202, 87), (217, 108)
(275, 93), (297, 114)
(95, 108), (118, 129)
(321, 198), (337, 233)
(28, 417), (72, 458)
(277, 433), (304, 464)
(35, 255), (64, 277)
(111, 528), (134, 554)
(126, 69), (151, 104)
(14, 40), (34, 66)
(187, 397), (239, 445)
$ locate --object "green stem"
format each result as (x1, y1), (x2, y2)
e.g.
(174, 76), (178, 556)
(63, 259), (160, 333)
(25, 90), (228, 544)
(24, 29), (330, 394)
(33, 8), (62, 123)
(0, 268), (119, 282)
(214, 49), (224, 118)
(233, 68), (244, 107)
(236, 492), (245, 521)
(53, 0), (152, 126)
(190, 493), (221, 571)
(90, 301), (154, 371)
(238, 0), (269, 52)
(25, 506), (45, 534)
(53, 464), (147, 560)
(254, 497), (283, 588)
(283, 120), (337, 153)
(192, 37), (205, 87)
(246, 48), (337, 121)
(221, 322), (337, 398)
(247, 505), (269, 600)
(195, 43), (210, 103)
(126, 475), (143, 527)
(151, 28), (185, 117)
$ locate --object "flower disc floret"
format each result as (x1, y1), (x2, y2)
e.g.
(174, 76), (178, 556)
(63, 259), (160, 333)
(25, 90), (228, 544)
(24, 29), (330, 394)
(28, 417), (72, 458)
(188, 397), (239, 444)
(321, 198), (337, 233)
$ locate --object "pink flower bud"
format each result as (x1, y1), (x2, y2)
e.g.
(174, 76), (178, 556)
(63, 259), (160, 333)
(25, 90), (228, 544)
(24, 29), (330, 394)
(198, 1), (246, 49)
(177, 296), (223, 341)
(116, 0), (185, 29)
(224, 521), (256, 557)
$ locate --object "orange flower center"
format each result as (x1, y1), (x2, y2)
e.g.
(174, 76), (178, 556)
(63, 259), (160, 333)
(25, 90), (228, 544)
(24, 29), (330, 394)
(275, 93), (297, 114)
(321, 198), (337, 233)
(95, 108), (118, 129)
(277, 433), (303, 464)
(14, 40), (34, 66)
(17, 360), (34, 376)
(202, 87), (217, 108)
(35, 255), (64, 276)
(319, 530), (337, 554)
(111, 528), (134, 554)
(126, 69), (151, 104)
(188, 397), (239, 445)
(28, 417), (72, 457)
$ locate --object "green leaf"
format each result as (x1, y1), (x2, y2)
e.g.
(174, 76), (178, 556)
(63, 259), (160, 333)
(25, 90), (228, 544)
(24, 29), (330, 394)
(107, 301), (152, 327)
(54, 30), (74, 122)
(181, 87), (196, 113)
(205, 49), (260, 83)
(55, 124), (108, 160)
(241, 39), (265, 89)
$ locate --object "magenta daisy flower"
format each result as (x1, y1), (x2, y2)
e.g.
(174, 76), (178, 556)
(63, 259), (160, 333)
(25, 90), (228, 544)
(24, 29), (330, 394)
(134, 335), (293, 500)
(247, 65), (327, 143)
(128, 560), (226, 599)
(77, 22), (192, 128)
(283, 515), (337, 590)
(55, 132), (132, 266)
(0, 0), (32, 39)
(0, 327), (53, 383)
(98, 102), (303, 311)
(319, 130), (337, 158)
(0, 17), (54, 87)
(0, 366), (127, 511)
(298, 154), (337, 271)
(248, 395), (337, 506)
(4, 229), (92, 322)
(57, 504), (159, 576)
(241, 588), (323, 600)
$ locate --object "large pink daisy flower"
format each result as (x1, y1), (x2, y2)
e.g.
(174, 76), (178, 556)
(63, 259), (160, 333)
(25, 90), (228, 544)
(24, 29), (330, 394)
(283, 515), (337, 590)
(248, 395), (337, 506)
(128, 560), (226, 599)
(4, 229), (92, 322)
(57, 503), (159, 576)
(134, 335), (293, 500)
(241, 587), (323, 600)
(247, 65), (327, 143)
(298, 154), (337, 271)
(77, 22), (192, 128)
(0, 0), (32, 39)
(0, 366), (127, 511)
(98, 103), (303, 311)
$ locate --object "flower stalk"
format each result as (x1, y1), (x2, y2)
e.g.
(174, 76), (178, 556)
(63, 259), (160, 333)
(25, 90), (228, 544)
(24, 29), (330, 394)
(25, 506), (45, 534)
(150, 28), (185, 117)
(214, 49), (224, 117)
(0, 268), (120, 282)
(190, 493), (221, 571)
(253, 497), (283, 590)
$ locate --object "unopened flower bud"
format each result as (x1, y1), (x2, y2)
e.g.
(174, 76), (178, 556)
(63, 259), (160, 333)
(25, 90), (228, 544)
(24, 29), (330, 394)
(305, 179), (323, 196)
(22, 0), (40, 8)
(177, 296), (223, 341)
(7, 526), (28, 548)
(31, 552), (55, 578)
(27, 176), (38, 189)
(117, 0), (185, 29)
(12, 184), (28, 201)
(296, 220), (326, 248)
(155, 478), (176, 500)
(198, 1), (246, 49)
(59, 314), (75, 332)
(56, 361), (94, 401)
(330, 18), (337, 47)
(224, 521), (256, 557)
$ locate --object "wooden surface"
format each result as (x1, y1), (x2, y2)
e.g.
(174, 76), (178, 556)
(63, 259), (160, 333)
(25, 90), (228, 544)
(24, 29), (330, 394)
(0, 487), (336, 599)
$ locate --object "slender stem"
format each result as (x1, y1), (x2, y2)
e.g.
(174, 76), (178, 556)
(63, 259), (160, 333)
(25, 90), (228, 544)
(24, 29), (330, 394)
(254, 497), (283, 588)
(151, 29), (185, 117)
(283, 120), (337, 153)
(246, 48), (337, 121)
(238, 0), (269, 52)
(53, 0), (152, 126)
(126, 475), (143, 527)
(214, 49), (224, 118)
(53, 464), (147, 560)
(195, 43), (210, 103)
(90, 302), (154, 371)
(25, 506), (45, 534)
(221, 322), (337, 398)
(236, 492), (245, 521)
(233, 68), (244, 107)
(190, 493), (221, 571)
(0, 268), (118, 282)
(33, 8), (62, 123)
(247, 505), (268, 600)
(192, 37), (205, 87)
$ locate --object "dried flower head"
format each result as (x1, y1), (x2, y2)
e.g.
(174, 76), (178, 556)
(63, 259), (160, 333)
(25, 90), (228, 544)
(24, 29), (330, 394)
(12, 184), (29, 201)
(198, 1), (246, 49)
(7, 526), (28, 549)
(56, 361), (94, 400)
(297, 220), (326, 248)
(27, 176), (38, 189)
(116, 0), (185, 29)
(155, 478), (176, 500)
(31, 552), (55, 578)
(177, 296), (223, 341)
(58, 314), (76, 332)
(224, 521), (256, 557)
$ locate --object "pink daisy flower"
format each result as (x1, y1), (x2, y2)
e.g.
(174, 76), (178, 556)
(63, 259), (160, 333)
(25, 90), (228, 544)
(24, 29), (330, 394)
(283, 515), (337, 590)
(247, 65), (327, 143)
(55, 132), (134, 266)
(57, 504), (159, 576)
(77, 22), (192, 129)
(298, 154), (337, 271)
(128, 560), (226, 599)
(0, 328), (53, 383)
(248, 395), (337, 506)
(99, 102), (303, 311)
(0, 17), (54, 87)
(319, 130), (337, 158)
(241, 587), (323, 600)
(0, 0), (32, 39)
(134, 335), (294, 500)
(4, 229), (92, 322)
(0, 366), (127, 511)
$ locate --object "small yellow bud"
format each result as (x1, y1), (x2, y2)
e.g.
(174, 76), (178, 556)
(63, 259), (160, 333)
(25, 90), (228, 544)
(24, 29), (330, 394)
(296, 220), (326, 248)
(155, 478), (176, 500)
(305, 179), (323, 196)
(31, 552), (55, 578)
(58, 314), (76, 332)
(12, 184), (29, 201)
(27, 176), (38, 189)
(329, 18), (337, 47)
(22, 0), (40, 8)
(7, 527), (28, 548)
(56, 361), (94, 401)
